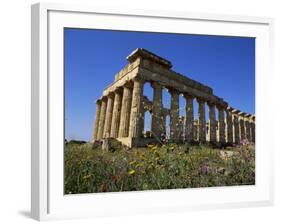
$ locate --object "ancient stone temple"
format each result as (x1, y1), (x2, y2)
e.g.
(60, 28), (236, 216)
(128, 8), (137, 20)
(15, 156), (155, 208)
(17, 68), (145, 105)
(92, 48), (255, 147)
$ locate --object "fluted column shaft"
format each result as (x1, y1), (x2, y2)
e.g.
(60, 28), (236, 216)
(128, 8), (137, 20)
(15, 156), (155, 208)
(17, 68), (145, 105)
(170, 89), (179, 141)
(129, 78), (144, 138)
(184, 94), (194, 142)
(245, 120), (250, 141)
(110, 89), (123, 138)
(208, 102), (216, 143)
(218, 107), (226, 143)
(233, 115), (239, 144)
(103, 94), (114, 138)
(97, 97), (107, 140)
(239, 118), (245, 140)
(251, 122), (255, 142)
(226, 110), (233, 143)
(197, 98), (206, 142)
(118, 84), (133, 137)
(92, 100), (101, 141)
(151, 82), (163, 139)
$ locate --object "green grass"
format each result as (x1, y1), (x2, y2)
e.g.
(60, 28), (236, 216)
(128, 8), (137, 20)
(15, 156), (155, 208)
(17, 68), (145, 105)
(64, 142), (255, 194)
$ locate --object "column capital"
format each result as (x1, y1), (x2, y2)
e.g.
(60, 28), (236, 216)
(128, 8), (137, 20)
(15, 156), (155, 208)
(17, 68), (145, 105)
(95, 99), (102, 104)
(123, 81), (134, 89)
(216, 103), (227, 110)
(107, 92), (115, 99)
(196, 97), (206, 103)
(101, 95), (108, 101)
(167, 87), (180, 95)
(207, 100), (216, 107)
(183, 92), (195, 99)
(132, 75), (146, 84)
(238, 111), (246, 118)
(114, 87), (123, 95)
(150, 81), (162, 89)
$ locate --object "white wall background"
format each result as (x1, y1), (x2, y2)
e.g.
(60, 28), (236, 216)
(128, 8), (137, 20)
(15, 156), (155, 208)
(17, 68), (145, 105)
(0, 0), (280, 223)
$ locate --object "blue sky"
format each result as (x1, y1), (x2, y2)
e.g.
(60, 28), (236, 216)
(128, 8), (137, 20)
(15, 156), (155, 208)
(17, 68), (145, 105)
(64, 28), (255, 141)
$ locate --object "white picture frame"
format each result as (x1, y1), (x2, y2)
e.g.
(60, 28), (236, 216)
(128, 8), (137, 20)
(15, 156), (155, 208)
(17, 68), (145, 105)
(31, 2), (274, 221)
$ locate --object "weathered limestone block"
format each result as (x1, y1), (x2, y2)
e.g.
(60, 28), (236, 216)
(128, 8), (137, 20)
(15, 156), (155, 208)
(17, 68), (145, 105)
(184, 94), (194, 142)
(92, 99), (101, 141)
(218, 106), (226, 143)
(118, 83), (133, 137)
(207, 101), (216, 143)
(129, 77), (145, 138)
(102, 138), (122, 151)
(97, 97), (107, 140)
(151, 82), (163, 139)
(110, 88), (123, 138)
(226, 110), (233, 144)
(197, 97), (206, 142)
(103, 93), (114, 138)
(169, 89), (180, 141)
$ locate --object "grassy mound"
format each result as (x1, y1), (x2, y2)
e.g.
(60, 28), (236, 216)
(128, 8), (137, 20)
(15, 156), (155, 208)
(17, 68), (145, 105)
(64, 142), (255, 194)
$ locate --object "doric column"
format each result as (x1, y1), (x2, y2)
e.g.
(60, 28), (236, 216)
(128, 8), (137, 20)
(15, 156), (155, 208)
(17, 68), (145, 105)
(178, 116), (184, 141)
(184, 94), (194, 142)
(169, 89), (180, 141)
(239, 115), (245, 140)
(207, 101), (216, 143)
(151, 82), (163, 139)
(245, 119), (250, 141)
(217, 105), (226, 143)
(118, 83), (133, 138)
(110, 88), (123, 138)
(251, 119), (255, 142)
(197, 97), (206, 142)
(129, 77), (145, 138)
(92, 99), (101, 141)
(233, 114), (239, 144)
(226, 110), (233, 144)
(103, 93), (114, 138)
(97, 96), (107, 140)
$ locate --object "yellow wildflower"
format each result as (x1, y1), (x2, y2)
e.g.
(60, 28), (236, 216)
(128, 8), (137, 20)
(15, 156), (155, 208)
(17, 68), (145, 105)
(128, 170), (136, 175)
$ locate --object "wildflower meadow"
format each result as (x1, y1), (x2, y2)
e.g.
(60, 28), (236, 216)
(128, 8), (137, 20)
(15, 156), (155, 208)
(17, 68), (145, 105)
(64, 141), (255, 194)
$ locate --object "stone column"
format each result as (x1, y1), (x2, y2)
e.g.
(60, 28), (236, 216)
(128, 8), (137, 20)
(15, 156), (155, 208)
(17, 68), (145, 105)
(178, 116), (184, 141)
(184, 94), (194, 142)
(239, 116), (245, 141)
(245, 120), (250, 141)
(207, 101), (216, 143)
(251, 121), (255, 143)
(151, 82), (163, 139)
(226, 110), (233, 144)
(97, 96), (107, 140)
(129, 77), (145, 139)
(118, 83), (133, 138)
(161, 112), (167, 137)
(92, 99), (101, 141)
(233, 114), (239, 144)
(103, 93), (114, 138)
(110, 88), (123, 138)
(197, 97), (206, 142)
(218, 106), (226, 143)
(169, 89), (180, 141)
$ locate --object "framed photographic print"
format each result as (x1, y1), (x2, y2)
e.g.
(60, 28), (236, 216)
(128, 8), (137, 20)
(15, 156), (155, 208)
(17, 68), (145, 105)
(31, 2), (274, 221)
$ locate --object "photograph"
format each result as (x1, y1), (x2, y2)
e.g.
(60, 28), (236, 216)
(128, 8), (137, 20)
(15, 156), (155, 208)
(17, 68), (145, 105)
(64, 28), (255, 194)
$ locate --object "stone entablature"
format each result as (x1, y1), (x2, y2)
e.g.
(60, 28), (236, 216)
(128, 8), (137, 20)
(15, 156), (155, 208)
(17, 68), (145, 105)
(92, 48), (255, 147)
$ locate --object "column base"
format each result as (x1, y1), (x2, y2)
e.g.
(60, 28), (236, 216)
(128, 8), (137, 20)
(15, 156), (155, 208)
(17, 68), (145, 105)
(117, 137), (160, 148)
